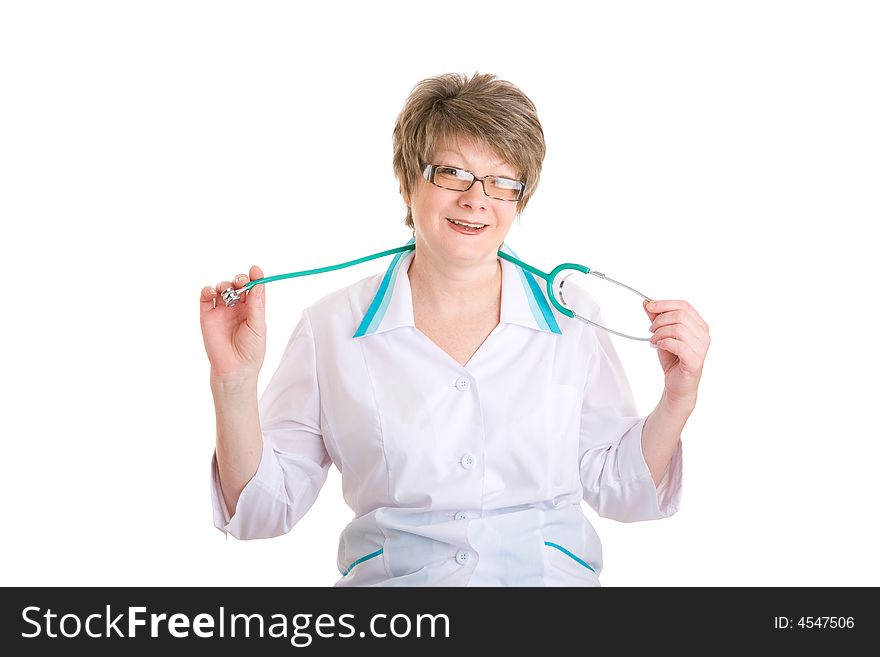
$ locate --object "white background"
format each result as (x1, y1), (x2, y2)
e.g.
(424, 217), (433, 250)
(2, 1), (877, 587)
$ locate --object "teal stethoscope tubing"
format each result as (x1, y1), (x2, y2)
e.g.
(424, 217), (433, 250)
(226, 243), (654, 341)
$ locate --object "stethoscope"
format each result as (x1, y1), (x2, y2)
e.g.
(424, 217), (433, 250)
(220, 243), (655, 341)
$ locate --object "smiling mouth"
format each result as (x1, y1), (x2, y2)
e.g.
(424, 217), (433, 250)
(446, 217), (488, 232)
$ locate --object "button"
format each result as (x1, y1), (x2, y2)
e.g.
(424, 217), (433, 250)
(455, 550), (471, 565)
(455, 377), (471, 392)
(454, 511), (470, 521)
(459, 453), (475, 469)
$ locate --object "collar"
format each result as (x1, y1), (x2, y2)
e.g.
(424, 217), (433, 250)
(352, 241), (562, 338)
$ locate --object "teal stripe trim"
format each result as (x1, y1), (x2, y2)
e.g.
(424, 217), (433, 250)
(353, 239), (415, 338)
(341, 548), (384, 576)
(544, 541), (596, 573)
(353, 240), (561, 337)
(501, 244), (562, 334)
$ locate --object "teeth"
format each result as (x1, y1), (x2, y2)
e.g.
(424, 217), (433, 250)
(448, 218), (486, 229)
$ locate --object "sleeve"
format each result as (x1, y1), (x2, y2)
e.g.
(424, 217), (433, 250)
(210, 310), (332, 539)
(577, 314), (683, 523)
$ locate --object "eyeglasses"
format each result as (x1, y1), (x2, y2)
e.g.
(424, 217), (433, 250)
(421, 162), (525, 201)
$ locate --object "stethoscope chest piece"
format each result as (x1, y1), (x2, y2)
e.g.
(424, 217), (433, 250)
(221, 286), (245, 307)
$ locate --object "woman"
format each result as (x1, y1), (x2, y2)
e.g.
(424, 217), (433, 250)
(199, 72), (710, 586)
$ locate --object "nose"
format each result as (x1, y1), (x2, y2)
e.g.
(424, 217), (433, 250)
(458, 179), (489, 212)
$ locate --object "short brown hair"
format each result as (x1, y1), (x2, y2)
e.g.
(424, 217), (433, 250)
(392, 72), (546, 230)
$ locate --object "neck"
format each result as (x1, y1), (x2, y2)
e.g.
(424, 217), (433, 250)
(407, 244), (501, 318)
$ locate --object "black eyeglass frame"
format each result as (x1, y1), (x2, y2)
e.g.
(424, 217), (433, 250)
(420, 162), (526, 202)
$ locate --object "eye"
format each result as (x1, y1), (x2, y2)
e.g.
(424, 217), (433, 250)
(493, 177), (521, 190)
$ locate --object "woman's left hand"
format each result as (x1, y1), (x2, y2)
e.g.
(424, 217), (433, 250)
(643, 299), (710, 410)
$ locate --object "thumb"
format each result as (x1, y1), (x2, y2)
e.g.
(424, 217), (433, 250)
(248, 282), (265, 310)
(247, 264), (266, 311)
(245, 283), (266, 335)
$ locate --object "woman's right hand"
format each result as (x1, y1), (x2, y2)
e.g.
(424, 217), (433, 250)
(200, 265), (266, 383)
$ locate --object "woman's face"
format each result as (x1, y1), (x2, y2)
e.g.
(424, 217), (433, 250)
(405, 134), (520, 267)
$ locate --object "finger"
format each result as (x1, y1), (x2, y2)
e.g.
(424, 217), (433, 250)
(232, 274), (254, 312)
(644, 299), (681, 313)
(214, 280), (235, 307)
(200, 286), (218, 314)
(650, 323), (694, 345)
(245, 265), (266, 318)
(648, 311), (710, 347)
(650, 325), (706, 366)
(645, 300), (708, 332)
(679, 302), (709, 331)
(651, 336), (702, 373)
(659, 323), (708, 353)
(233, 273), (249, 290)
(244, 265), (265, 309)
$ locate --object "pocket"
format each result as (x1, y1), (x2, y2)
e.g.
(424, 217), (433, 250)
(543, 541), (600, 587)
(335, 548), (388, 587)
(336, 546), (445, 587)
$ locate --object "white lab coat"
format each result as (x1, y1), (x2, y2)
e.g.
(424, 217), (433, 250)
(211, 243), (683, 586)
